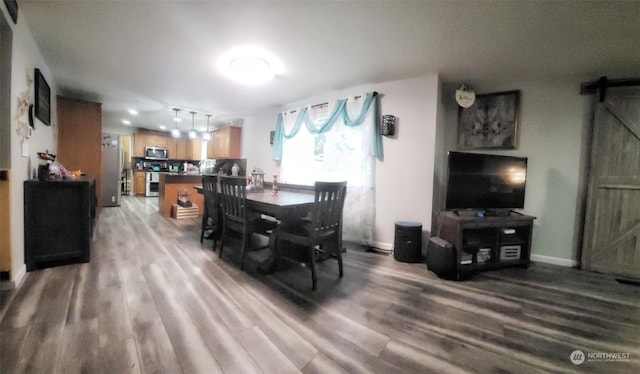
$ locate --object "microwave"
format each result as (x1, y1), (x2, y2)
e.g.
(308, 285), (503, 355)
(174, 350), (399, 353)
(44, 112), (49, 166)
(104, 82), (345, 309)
(145, 146), (169, 160)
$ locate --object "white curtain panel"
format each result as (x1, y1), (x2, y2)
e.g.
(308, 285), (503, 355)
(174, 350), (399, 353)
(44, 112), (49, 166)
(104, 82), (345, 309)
(279, 96), (375, 244)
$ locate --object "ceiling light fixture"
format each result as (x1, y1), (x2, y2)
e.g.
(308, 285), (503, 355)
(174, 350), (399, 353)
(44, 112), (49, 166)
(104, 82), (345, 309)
(188, 111), (197, 140)
(202, 114), (212, 141)
(171, 108), (181, 138)
(122, 119), (131, 125)
(128, 109), (139, 115)
(218, 46), (283, 86)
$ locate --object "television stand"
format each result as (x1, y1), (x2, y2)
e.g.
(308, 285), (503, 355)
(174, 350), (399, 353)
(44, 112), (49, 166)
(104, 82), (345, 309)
(428, 211), (536, 279)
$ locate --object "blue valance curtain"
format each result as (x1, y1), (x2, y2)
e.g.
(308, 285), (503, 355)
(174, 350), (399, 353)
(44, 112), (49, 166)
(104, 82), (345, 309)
(272, 91), (381, 160)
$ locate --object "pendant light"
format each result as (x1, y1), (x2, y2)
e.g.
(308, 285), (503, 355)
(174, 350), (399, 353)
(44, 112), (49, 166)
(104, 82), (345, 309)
(188, 111), (197, 140)
(171, 108), (181, 138)
(202, 114), (212, 141)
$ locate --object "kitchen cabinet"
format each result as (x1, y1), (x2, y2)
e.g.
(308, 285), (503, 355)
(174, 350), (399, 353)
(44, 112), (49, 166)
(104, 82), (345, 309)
(174, 139), (187, 160)
(209, 126), (241, 158)
(57, 97), (102, 214)
(133, 131), (204, 161)
(133, 133), (146, 157)
(167, 138), (176, 160)
(134, 132), (171, 158)
(146, 134), (168, 148)
(134, 171), (146, 196)
(24, 177), (96, 271)
(187, 138), (202, 160)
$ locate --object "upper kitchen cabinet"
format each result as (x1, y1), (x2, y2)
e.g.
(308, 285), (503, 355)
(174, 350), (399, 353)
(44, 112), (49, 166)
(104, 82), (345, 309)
(146, 134), (168, 148)
(174, 139), (187, 160)
(133, 131), (204, 160)
(187, 138), (202, 161)
(166, 138), (176, 159)
(133, 131), (170, 158)
(57, 96), (102, 214)
(208, 126), (241, 159)
(133, 133), (146, 157)
(169, 137), (198, 160)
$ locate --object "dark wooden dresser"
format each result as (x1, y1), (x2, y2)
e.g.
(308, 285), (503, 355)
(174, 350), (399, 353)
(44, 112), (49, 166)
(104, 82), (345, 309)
(24, 177), (96, 271)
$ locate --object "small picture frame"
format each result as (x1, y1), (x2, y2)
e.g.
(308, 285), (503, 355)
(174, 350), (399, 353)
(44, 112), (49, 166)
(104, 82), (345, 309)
(458, 90), (520, 149)
(34, 69), (51, 126)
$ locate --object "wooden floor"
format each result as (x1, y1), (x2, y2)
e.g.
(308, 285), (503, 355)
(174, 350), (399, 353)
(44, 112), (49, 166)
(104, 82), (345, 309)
(1, 196), (639, 374)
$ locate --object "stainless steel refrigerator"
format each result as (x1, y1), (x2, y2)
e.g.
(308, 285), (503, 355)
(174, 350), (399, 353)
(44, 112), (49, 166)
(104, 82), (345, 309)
(102, 133), (123, 207)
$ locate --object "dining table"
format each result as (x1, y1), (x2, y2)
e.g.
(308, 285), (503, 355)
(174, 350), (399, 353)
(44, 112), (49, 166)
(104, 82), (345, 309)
(195, 185), (316, 272)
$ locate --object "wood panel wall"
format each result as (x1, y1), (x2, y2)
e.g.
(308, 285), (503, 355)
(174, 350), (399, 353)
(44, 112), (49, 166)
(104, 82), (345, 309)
(56, 96), (102, 214)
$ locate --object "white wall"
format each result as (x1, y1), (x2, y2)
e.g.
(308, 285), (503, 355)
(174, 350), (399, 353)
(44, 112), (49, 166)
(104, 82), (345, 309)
(439, 78), (592, 266)
(245, 73), (591, 266)
(243, 74), (441, 251)
(2, 6), (57, 285)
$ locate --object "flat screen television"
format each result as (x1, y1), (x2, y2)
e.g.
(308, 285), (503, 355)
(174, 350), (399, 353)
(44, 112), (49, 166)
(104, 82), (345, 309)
(445, 151), (527, 214)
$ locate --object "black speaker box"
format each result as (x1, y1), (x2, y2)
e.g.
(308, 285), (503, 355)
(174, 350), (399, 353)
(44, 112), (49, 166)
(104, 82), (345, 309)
(426, 237), (468, 280)
(394, 222), (422, 263)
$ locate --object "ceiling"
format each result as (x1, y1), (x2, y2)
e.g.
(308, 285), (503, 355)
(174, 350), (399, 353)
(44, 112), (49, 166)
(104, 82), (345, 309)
(18, 1), (640, 133)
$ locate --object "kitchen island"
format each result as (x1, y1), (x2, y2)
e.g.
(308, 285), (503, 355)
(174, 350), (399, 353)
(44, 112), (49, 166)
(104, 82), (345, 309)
(158, 173), (205, 217)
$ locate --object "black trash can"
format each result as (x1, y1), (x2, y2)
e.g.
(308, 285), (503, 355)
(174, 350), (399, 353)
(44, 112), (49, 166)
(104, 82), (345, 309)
(394, 221), (423, 262)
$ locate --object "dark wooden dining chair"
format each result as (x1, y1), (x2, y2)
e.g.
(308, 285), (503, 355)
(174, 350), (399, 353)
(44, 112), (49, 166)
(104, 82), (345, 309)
(218, 176), (277, 270)
(200, 175), (221, 250)
(276, 181), (347, 290)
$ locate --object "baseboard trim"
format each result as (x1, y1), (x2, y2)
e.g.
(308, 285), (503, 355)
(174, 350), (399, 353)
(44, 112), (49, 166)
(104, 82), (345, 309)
(0, 265), (26, 291)
(531, 254), (578, 268)
(370, 240), (393, 253)
(6, 264), (27, 290)
(369, 243), (578, 268)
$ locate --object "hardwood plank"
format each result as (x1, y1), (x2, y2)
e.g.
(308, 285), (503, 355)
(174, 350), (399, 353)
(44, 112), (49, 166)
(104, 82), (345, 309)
(58, 317), (101, 373)
(66, 261), (100, 323)
(170, 278), (264, 374)
(1, 196), (639, 374)
(239, 279), (413, 374)
(236, 326), (301, 374)
(301, 352), (350, 374)
(193, 252), (323, 370)
(0, 267), (50, 329)
(14, 328), (64, 373)
(142, 263), (223, 374)
(0, 325), (29, 373)
(123, 273), (182, 373)
(98, 281), (134, 348)
(100, 337), (142, 374)
(380, 339), (473, 374)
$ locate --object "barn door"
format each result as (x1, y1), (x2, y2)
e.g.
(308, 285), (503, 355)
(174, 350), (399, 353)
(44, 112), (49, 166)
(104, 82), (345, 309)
(582, 86), (640, 278)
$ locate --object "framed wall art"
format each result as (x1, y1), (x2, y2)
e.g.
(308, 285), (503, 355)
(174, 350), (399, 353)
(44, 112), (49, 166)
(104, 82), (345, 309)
(458, 90), (520, 149)
(34, 68), (51, 126)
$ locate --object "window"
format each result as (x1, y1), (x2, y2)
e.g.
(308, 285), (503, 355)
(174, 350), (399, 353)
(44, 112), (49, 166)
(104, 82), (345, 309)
(274, 92), (380, 243)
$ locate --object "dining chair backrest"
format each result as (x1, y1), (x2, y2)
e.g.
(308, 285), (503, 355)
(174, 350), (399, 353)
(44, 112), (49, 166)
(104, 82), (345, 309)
(219, 176), (248, 223)
(310, 181), (347, 236)
(202, 174), (219, 215)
